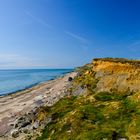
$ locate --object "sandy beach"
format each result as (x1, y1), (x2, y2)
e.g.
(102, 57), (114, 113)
(0, 72), (77, 139)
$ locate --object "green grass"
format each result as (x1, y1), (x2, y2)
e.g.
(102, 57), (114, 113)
(94, 92), (129, 101)
(37, 92), (140, 140)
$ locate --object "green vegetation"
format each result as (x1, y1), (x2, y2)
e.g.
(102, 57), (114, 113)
(37, 60), (140, 140)
(94, 91), (132, 101)
(37, 94), (140, 140)
(74, 65), (98, 93)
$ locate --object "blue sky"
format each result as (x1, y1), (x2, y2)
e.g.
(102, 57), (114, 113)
(0, 0), (140, 69)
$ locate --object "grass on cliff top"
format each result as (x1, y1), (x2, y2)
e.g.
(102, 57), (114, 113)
(37, 62), (140, 140)
(94, 57), (140, 67)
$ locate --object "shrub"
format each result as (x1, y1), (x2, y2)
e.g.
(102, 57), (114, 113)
(94, 92), (115, 101)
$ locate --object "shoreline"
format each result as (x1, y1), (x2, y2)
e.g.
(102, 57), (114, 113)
(0, 70), (73, 98)
(0, 71), (77, 139)
(0, 82), (40, 97)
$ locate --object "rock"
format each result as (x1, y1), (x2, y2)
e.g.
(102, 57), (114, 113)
(35, 100), (44, 105)
(33, 122), (39, 129)
(21, 121), (30, 128)
(22, 126), (30, 134)
(22, 128), (29, 134)
(118, 138), (127, 140)
(11, 129), (19, 138)
(46, 116), (52, 124)
(27, 111), (36, 122)
(72, 86), (86, 96)
(14, 116), (31, 128)
(67, 130), (71, 133)
(68, 77), (73, 82)
(9, 123), (14, 126)
(32, 107), (38, 115)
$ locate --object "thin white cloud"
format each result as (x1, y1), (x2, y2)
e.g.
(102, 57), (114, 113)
(0, 62), (15, 65)
(64, 31), (89, 44)
(129, 40), (140, 47)
(128, 40), (140, 52)
(26, 12), (88, 44)
(0, 54), (46, 68)
(25, 11), (53, 29)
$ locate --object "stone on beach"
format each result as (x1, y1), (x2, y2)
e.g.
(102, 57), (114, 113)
(11, 129), (19, 138)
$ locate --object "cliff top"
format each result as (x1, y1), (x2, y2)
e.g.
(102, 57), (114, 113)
(93, 58), (140, 67)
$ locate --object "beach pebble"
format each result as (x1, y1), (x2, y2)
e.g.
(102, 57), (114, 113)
(11, 129), (19, 138)
(14, 116), (31, 128)
(33, 122), (39, 129)
(68, 77), (73, 82)
(22, 125), (32, 134)
(22, 128), (29, 134)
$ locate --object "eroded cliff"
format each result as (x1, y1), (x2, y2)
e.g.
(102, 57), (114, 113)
(93, 58), (140, 93)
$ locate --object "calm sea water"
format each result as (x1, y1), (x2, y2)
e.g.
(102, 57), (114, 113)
(0, 69), (73, 96)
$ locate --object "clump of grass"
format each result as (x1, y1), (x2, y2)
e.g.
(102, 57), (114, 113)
(94, 92), (125, 101)
(94, 91), (134, 101)
(73, 69), (98, 94)
(76, 63), (93, 75)
(94, 92), (114, 101)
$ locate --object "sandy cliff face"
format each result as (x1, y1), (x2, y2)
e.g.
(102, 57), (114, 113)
(92, 59), (140, 93)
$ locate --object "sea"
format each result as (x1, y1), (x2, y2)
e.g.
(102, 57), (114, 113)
(0, 69), (73, 96)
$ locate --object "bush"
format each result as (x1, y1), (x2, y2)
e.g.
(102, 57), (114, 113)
(94, 92), (115, 101)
